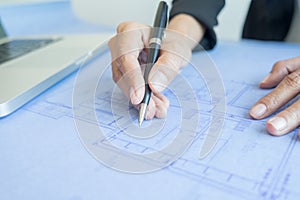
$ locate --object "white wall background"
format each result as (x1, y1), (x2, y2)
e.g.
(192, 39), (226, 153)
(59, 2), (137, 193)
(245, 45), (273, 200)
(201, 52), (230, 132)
(215, 0), (252, 41)
(0, 0), (252, 41)
(71, 0), (173, 27)
(71, 0), (252, 41)
(0, 0), (65, 5)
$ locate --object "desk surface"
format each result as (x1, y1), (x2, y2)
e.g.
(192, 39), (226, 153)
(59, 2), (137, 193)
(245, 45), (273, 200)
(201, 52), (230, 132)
(1, 2), (300, 200)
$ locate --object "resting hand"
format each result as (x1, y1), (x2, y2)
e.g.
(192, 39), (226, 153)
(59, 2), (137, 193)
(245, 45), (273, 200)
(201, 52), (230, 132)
(249, 56), (300, 136)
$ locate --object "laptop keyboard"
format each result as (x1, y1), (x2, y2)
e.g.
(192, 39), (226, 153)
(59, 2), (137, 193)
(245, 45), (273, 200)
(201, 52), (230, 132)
(0, 39), (59, 65)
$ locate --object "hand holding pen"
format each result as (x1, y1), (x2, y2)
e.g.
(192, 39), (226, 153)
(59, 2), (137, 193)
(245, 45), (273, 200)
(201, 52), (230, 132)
(108, 2), (206, 124)
(138, 1), (168, 125)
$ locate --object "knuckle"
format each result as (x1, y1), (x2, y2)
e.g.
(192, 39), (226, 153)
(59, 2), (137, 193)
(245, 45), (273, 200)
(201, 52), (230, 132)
(162, 54), (184, 72)
(284, 72), (300, 90)
(115, 55), (126, 66)
(156, 67), (172, 83)
(272, 60), (289, 74)
(116, 22), (129, 33)
(112, 73), (120, 83)
(164, 97), (170, 108)
(112, 69), (121, 83)
(108, 33), (118, 49)
(116, 55), (125, 65)
(273, 61), (285, 69)
(117, 21), (143, 33)
(263, 93), (282, 109)
(108, 37), (112, 47)
(117, 54), (135, 67)
(284, 107), (300, 122)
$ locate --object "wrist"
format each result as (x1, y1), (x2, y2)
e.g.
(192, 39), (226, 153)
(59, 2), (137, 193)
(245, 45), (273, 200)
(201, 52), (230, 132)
(167, 14), (205, 49)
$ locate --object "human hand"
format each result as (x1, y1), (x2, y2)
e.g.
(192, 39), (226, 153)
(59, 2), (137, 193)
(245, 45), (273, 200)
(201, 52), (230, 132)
(249, 56), (300, 136)
(109, 14), (205, 121)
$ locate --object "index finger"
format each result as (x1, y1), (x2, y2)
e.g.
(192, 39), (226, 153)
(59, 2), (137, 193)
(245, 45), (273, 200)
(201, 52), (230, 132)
(109, 24), (151, 104)
(250, 68), (300, 119)
(260, 56), (300, 89)
(109, 22), (150, 61)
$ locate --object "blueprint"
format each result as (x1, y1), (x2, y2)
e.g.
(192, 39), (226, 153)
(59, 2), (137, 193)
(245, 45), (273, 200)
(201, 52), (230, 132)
(1, 40), (300, 200)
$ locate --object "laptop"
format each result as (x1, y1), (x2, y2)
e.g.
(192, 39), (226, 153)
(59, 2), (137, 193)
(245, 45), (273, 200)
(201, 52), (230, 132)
(0, 19), (112, 117)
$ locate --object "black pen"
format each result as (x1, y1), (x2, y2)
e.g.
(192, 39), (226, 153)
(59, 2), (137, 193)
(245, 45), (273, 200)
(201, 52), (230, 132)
(138, 1), (168, 126)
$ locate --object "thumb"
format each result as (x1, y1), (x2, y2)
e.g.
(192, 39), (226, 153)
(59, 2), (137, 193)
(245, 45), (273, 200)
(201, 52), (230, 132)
(148, 51), (186, 93)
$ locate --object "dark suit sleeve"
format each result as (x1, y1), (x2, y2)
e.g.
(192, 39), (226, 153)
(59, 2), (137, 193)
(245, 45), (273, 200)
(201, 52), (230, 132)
(170, 0), (225, 50)
(242, 0), (294, 41)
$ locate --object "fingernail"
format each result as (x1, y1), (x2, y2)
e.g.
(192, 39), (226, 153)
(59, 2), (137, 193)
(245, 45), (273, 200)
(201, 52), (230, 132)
(250, 103), (267, 118)
(268, 117), (287, 131)
(260, 73), (271, 84)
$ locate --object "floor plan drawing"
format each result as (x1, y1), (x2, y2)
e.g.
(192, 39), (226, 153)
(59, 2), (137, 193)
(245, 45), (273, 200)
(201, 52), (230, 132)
(2, 41), (300, 200)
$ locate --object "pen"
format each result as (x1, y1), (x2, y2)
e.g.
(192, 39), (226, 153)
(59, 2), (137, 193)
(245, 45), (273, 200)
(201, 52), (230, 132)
(138, 1), (168, 126)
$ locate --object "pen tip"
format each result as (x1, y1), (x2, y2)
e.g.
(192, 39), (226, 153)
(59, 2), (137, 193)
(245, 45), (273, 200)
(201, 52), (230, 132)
(138, 103), (147, 127)
(138, 120), (143, 127)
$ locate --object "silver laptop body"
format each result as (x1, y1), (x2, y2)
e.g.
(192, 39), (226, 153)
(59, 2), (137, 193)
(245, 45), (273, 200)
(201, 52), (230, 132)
(0, 19), (111, 117)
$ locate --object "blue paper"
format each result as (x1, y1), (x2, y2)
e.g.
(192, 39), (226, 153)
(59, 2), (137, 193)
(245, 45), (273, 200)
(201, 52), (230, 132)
(1, 40), (300, 200)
